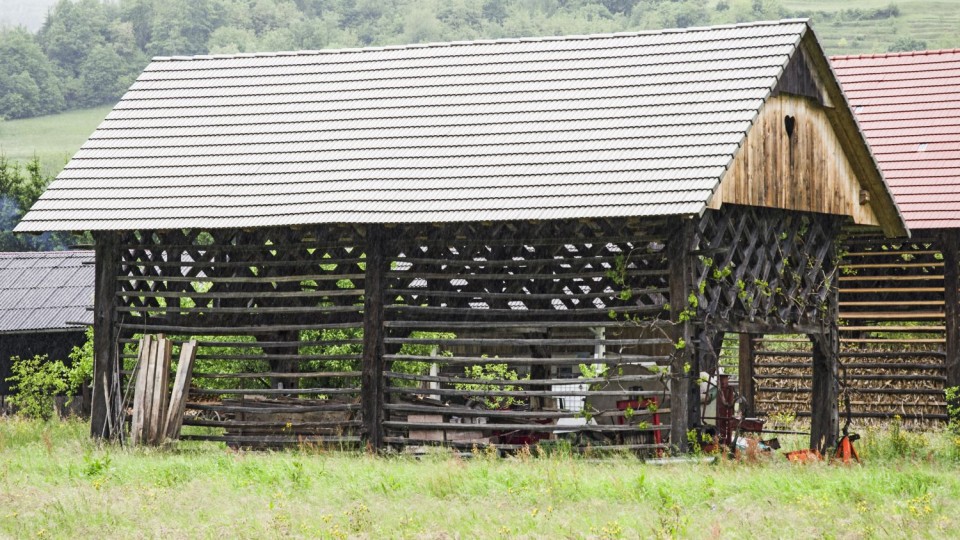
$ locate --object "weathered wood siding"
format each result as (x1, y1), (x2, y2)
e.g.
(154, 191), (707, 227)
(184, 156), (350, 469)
(710, 94), (881, 228)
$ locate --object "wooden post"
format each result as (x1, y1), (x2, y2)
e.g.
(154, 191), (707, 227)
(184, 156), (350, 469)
(668, 219), (695, 452)
(810, 330), (839, 453)
(91, 232), (120, 439)
(361, 224), (387, 450)
(738, 333), (755, 416)
(943, 230), (960, 391)
(810, 245), (840, 454)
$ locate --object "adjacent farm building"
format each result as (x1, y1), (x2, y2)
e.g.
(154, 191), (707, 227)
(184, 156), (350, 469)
(16, 19), (905, 452)
(748, 49), (960, 423)
(0, 251), (93, 408)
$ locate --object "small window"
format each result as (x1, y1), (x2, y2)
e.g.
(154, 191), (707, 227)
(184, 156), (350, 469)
(918, 143), (928, 152)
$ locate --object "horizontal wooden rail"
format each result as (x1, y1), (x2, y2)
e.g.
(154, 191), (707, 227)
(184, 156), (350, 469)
(190, 387), (360, 395)
(386, 387), (665, 398)
(383, 403), (668, 419)
(383, 337), (672, 347)
(384, 421), (669, 433)
(383, 371), (666, 386)
(185, 402), (360, 414)
(385, 354), (672, 365)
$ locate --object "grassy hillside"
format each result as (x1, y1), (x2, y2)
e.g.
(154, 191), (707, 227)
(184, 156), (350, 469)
(783, 0), (960, 55)
(0, 105), (111, 175)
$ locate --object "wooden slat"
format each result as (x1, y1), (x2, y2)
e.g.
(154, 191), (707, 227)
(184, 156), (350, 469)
(383, 371), (665, 386)
(163, 340), (198, 441)
(130, 335), (151, 446)
(385, 386), (666, 398)
(840, 311), (944, 319)
(384, 421), (670, 433)
(384, 354), (671, 366)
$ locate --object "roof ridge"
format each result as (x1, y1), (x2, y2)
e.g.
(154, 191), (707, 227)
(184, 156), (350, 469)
(152, 18), (810, 62)
(831, 48), (960, 61)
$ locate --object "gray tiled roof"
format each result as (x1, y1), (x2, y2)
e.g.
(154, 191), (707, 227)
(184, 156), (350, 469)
(16, 20), (813, 232)
(0, 251), (94, 333)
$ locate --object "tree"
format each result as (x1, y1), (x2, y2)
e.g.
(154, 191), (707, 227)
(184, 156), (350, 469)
(147, 0), (220, 56)
(77, 45), (131, 107)
(0, 28), (65, 119)
(37, 0), (114, 78)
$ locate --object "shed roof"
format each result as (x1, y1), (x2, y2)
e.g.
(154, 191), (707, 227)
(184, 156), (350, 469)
(0, 251), (94, 334)
(831, 49), (960, 230)
(15, 19), (902, 234)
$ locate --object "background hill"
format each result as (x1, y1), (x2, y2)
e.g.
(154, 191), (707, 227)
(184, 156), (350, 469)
(1, 0), (959, 250)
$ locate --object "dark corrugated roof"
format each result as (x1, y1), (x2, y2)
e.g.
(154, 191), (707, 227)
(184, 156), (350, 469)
(831, 49), (960, 230)
(0, 251), (94, 333)
(15, 19), (816, 232)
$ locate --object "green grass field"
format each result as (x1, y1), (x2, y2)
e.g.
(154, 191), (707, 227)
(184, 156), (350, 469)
(0, 106), (112, 176)
(1, 418), (958, 538)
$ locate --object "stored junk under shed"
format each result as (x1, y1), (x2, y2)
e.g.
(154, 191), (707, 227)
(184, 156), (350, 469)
(15, 19), (905, 453)
(746, 50), (960, 424)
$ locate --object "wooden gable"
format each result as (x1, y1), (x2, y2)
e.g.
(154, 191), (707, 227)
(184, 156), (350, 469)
(708, 41), (887, 230)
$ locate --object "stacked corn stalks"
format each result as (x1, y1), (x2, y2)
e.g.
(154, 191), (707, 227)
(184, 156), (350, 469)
(131, 335), (198, 445)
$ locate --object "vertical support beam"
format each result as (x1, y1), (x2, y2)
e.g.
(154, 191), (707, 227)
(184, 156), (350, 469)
(668, 219), (695, 451)
(91, 232), (120, 439)
(361, 224), (387, 450)
(810, 330), (839, 453)
(810, 231), (840, 454)
(738, 333), (755, 416)
(943, 230), (960, 391)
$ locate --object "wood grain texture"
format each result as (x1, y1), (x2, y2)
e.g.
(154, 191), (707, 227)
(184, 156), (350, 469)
(712, 94), (881, 228)
(163, 340), (198, 442)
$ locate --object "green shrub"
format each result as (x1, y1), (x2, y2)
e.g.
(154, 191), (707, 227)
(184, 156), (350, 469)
(6, 330), (93, 420)
(5, 355), (70, 420)
(454, 362), (526, 409)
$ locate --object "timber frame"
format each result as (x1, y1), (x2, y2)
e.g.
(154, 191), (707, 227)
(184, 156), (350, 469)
(90, 204), (844, 452)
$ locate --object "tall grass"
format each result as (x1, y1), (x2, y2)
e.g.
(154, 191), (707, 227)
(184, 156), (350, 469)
(1, 417), (959, 538)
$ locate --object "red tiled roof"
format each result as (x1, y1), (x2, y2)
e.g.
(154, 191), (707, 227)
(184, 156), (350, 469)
(831, 49), (960, 230)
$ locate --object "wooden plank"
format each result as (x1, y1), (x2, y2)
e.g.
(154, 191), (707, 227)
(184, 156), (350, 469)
(384, 421), (670, 433)
(383, 337), (672, 347)
(841, 312), (945, 319)
(139, 334), (159, 445)
(119, 322), (362, 334)
(147, 336), (172, 445)
(383, 371), (665, 386)
(163, 340), (198, 442)
(385, 354), (671, 366)
(839, 275), (943, 282)
(130, 335), (152, 446)
(385, 387), (665, 398)
(384, 403), (668, 419)
(191, 387), (360, 395)
(384, 321), (672, 330)
(839, 326), (945, 332)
